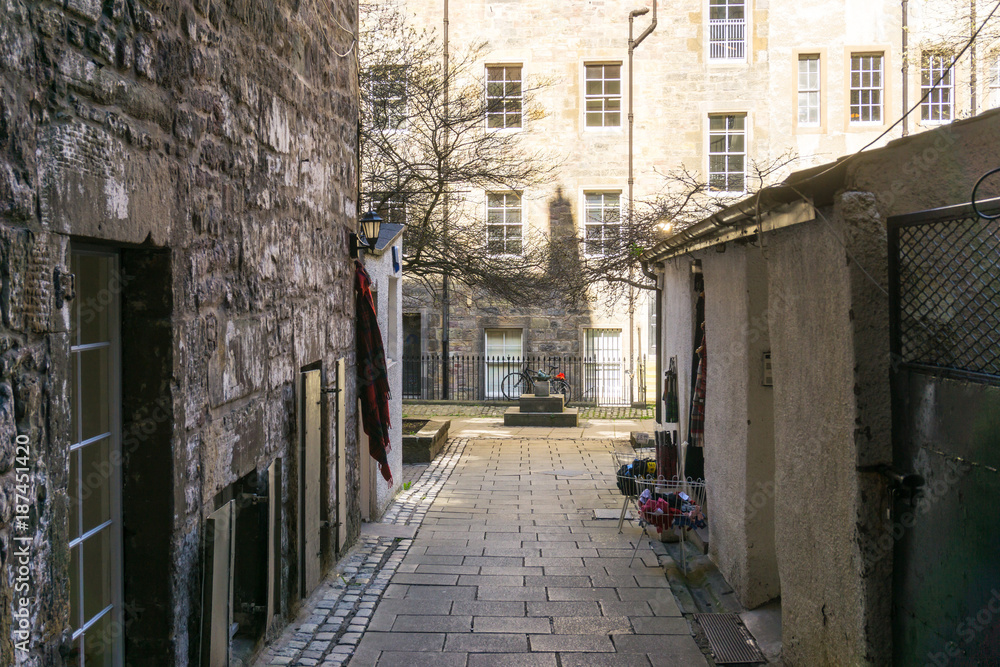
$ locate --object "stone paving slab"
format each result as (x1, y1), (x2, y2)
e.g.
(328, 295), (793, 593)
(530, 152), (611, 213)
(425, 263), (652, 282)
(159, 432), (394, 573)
(256, 433), (709, 667)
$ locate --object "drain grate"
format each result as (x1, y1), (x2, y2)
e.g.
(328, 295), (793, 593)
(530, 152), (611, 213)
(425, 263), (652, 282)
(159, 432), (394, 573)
(694, 613), (766, 664)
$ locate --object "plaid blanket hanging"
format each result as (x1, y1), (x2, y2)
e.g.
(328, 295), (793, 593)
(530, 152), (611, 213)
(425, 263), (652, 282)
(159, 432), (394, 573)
(355, 260), (393, 484)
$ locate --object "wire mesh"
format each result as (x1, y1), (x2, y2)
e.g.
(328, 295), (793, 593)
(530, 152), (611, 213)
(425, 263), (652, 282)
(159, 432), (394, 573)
(894, 212), (1000, 378)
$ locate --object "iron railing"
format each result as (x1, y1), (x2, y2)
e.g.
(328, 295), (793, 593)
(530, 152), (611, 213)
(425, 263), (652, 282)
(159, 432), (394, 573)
(888, 199), (1000, 382)
(401, 354), (648, 406)
(709, 19), (745, 60)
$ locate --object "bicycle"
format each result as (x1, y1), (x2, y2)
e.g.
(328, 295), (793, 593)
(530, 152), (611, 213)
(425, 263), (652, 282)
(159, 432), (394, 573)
(500, 363), (572, 402)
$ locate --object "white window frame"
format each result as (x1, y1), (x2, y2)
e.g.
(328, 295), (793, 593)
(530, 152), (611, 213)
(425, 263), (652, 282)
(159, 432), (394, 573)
(584, 63), (622, 128)
(585, 328), (625, 406)
(584, 191), (621, 257)
(370, 64), (407, 131)
(486, 191), (523, 257)
(371, 191), (406, 226)
(709, 0), (746, 61)
(69, 247), (124, 667)
(921, 51), (954, 124)
(708, 113), (747, 194)
(486, 64), (523, 130)
(798, 55), (821, 126)
(849, 53), (884, 125)
(990, 54), (1000, 109)
(485, 328), (523, 399)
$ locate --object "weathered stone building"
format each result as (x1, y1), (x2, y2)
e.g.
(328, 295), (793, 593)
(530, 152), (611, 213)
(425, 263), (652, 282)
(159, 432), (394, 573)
(394, 0), (995, 403)
(644, 107), (1000, 666)
(0, 0), (368, 664)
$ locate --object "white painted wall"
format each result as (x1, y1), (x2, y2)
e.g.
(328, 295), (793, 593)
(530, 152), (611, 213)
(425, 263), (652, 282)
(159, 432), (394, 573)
(361, 235), (404, 519)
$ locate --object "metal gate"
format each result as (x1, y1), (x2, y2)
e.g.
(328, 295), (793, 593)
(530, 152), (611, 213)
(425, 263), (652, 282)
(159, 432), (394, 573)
(888, 200), (1000, 667)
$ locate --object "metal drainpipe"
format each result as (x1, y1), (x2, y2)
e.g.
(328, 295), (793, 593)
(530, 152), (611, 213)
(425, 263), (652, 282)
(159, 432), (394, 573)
(902, 0), (908, 136)
(629, 1), (656, 407)
(441, 0), (450, 399)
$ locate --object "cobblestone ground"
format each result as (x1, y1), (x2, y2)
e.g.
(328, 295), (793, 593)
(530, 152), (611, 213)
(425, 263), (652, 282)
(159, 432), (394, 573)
(402, 402), (654, 420)
(253, 440), (469, 667)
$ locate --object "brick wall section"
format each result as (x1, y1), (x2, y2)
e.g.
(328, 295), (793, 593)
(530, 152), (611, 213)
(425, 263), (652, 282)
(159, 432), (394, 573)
(0, 0), (360, 664)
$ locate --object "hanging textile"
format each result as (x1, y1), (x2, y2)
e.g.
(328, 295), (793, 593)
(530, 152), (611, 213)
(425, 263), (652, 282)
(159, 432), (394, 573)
(689, 335), (706, 448)
(355, 260), (393, 484)
(664, 357), (679, 423)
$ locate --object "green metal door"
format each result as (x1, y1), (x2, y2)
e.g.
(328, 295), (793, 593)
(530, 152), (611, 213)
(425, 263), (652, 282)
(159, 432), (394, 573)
(888, 202), (1000, 666)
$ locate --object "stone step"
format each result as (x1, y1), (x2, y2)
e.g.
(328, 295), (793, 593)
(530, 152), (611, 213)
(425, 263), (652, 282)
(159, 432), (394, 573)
(503, 407), (579, 427)
(518, 394), (565, 413)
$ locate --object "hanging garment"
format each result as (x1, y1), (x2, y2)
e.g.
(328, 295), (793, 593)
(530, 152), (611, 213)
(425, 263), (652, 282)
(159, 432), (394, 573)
(355, 260), (393, 484)
(664, 357), (679, 423)
(689, 338), (706, 448)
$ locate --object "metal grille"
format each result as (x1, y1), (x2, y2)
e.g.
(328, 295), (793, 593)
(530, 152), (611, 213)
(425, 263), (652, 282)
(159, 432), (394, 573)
(889, 201), (1000, 380)
(694, 613), (765, 664)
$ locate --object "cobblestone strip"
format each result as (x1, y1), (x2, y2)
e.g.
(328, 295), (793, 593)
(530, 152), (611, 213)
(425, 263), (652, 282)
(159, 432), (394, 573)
(253, 438), (470, 667)
(402, 402), (654, 420)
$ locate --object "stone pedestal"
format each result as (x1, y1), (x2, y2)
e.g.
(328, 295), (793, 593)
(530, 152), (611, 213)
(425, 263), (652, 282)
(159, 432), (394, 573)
(503, 393), (579, 427)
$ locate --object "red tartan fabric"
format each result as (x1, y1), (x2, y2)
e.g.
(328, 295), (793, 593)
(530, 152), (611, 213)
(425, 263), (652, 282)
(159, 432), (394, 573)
(355, 261), (393, 484)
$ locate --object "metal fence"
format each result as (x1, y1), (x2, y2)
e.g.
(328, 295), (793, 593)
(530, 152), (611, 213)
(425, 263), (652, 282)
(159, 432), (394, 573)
(888, 200), (1000, 382)
(402, 354), (648, 406)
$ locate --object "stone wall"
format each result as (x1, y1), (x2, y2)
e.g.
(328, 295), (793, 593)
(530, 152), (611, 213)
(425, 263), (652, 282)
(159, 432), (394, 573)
(0, 0), (360, 664)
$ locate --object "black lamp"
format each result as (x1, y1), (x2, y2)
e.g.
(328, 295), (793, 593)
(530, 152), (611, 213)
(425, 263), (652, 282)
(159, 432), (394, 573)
(350, 209), (383, 258)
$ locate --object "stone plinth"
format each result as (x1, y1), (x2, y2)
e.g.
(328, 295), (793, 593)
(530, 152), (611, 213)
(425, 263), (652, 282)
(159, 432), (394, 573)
(503, 407), (579, 427)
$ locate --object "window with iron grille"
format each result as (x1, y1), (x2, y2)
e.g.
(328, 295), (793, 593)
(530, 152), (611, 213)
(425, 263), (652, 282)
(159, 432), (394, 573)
(709, 0), (746, 60)
(371, 192), (406, 226)
(798, 55), (821, 126)
(584, 192), (621, 256)
(921, 52), (954, 123)
(487, 191), (523, 256)
(585, 64), (621, 128)
(708, 114), (746, 193)
(370, 65), (407, 130)
(850, 54), (883, 124)
(486, 65), (522, 129)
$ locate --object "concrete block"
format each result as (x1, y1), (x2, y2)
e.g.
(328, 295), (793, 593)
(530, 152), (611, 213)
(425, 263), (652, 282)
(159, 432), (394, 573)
(503, 407), (579, 427)
(518, 394), (565, 413)
(402, 419), (450, 463)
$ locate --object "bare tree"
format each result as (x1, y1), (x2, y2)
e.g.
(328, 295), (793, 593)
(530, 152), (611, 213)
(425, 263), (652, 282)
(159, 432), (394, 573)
(359, 1), (557, 306)
(550, 151), (800, 306)
(909, 0), (1000, 115)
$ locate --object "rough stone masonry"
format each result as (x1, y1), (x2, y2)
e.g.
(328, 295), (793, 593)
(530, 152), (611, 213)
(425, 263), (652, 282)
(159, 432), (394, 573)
(0, 0), (362, 664)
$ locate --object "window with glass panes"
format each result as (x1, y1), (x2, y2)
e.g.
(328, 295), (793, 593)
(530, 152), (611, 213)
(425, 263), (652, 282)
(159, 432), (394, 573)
(991, 56), (1000, 109)
(486, 191), (523, 256)
(850, 54), (883, 123)
(371, 65), (406, 130)
(486, 65), (522, 129)
(584, 192), (621, 256)
(708, 114), (746, 193)
(709, 0), (746, 60)
(69, 249), (123, 666)
(371, 192), (406, 226)
(921, 52), (954, 123)
(585, 64), (621, 127)
(798, 55), (820, 125)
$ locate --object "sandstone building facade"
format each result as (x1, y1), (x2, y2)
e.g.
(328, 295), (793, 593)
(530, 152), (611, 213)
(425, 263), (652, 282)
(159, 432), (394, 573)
(394, 0), (996, 403)
(0, 0), (374, 664)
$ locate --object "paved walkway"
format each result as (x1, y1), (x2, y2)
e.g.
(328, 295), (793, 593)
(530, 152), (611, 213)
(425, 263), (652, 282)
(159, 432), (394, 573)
(256, 415), (710, 667)
(403, 402), (654, 421)
(350, 436), (707, 667)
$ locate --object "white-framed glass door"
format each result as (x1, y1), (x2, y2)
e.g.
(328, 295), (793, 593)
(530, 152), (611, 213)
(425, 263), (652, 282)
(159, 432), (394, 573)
(68, 249), (123, 666)
(484, 329), (522, 398)
(585, 328), (624, 406)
